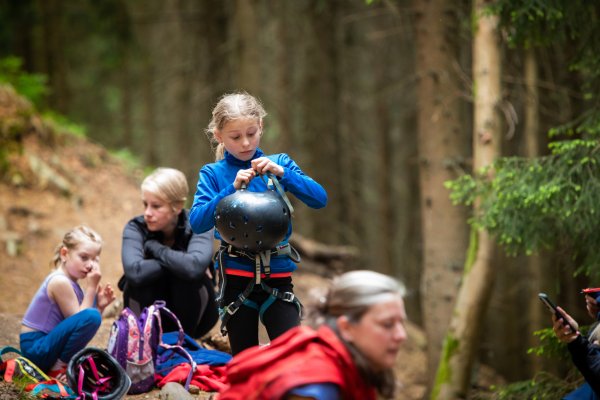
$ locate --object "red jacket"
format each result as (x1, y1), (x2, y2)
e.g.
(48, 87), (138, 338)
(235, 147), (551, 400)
(217, 325), (376, 400)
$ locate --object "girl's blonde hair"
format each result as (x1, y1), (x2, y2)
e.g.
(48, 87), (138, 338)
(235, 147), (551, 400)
(206, 92), (267, 161)
(141, 167), (188, 211)
(51, 225), (103, 268)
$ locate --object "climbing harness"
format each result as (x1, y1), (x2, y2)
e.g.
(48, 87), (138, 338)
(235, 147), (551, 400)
(213, 172), (302, 336)
(214, 244), (302, 335)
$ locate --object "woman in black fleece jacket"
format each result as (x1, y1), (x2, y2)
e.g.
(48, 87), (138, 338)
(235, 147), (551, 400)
(552, 294), (600, 399)
(119, 167), (218, 338)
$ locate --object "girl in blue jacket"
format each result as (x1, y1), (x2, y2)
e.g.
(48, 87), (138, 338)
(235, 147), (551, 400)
(189, 92), (327, 355)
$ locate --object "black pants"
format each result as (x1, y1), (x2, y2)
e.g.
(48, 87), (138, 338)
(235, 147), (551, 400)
(222, 275), (301, 355)
(123, 274), (219, 339)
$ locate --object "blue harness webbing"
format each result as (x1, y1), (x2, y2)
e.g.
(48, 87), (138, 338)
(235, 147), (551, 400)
(215, 244), (302, 336)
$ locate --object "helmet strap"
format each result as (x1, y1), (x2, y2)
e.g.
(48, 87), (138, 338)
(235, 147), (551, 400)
(264, 172), (294, 216)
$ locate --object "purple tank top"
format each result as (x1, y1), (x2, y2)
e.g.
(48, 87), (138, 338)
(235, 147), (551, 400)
(22, 271), (84, 333)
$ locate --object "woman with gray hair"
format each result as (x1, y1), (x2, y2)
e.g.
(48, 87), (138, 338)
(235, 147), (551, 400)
(119, 167), (218, 338)
(218, 270), (408, 400)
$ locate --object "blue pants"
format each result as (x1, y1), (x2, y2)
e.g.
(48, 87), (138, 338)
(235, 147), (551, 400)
(564, 383), (598, 400)
(20, 308), (101, 372)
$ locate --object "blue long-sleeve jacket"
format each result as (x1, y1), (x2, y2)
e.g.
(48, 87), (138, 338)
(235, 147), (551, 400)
(189, 148), (327, 274)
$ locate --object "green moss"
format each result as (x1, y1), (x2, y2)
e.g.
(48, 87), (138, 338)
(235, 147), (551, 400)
(430, 334), (460, 400)
(464, 227), (479, 274)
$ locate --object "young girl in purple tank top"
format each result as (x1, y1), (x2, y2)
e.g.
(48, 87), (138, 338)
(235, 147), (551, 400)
(20, 225), (116, 381)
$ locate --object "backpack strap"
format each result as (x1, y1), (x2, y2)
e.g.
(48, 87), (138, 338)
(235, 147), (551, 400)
(154, 302), (185, 346)
(153, 302), (197, 391)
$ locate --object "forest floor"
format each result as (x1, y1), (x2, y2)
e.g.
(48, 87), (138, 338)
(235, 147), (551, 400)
(0, 88), (435, 398)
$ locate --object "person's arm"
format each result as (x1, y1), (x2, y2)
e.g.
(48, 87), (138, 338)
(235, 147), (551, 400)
(121, 220), (165, 287)
(567, 335), (600, 396)
(49, 261), (101, 318)
(143, 228), (215, 281)
(553, 307), (600, 396)
(274, 154), (327, 209)
(284, 383), (341, 400)
(48, 276), (91, 318)
(189, 167), (236, 234)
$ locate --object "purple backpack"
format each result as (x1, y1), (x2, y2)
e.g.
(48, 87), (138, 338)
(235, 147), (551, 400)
(106, 300), (195, 394)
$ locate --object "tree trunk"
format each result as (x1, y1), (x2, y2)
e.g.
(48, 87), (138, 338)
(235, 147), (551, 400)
(413, 0), (469, 384)
(121, 49), (133, 149)
(432, 0), (502, 398)
(298, 1), (339, 238)
(233, 0), (261, 93)
(124, 2), (158, 166)
(38, 0), (69, 113)
(523, 47), (546, 374)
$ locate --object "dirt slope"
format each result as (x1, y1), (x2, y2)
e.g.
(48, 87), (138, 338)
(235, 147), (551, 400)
(0, 86), (427, 399)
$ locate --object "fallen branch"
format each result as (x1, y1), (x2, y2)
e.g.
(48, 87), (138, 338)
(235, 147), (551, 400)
(290, 233), (359, 275)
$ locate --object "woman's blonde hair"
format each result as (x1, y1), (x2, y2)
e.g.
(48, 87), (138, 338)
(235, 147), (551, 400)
(206, 92), (267, 161)
(51, 225), (103, 268)
(141, 167), (188, 211)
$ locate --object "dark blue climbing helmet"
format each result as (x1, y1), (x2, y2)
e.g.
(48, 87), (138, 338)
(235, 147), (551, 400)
(215, 175), (291, 253)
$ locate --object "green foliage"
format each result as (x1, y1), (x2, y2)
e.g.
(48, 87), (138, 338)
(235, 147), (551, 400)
(0, 56), (48, 107)
(492, 0), (598, 49)
(493, 0), (600, 138)
(110, 148), (148, 176)
(445, 137), (600, 278)
(41, 111), (86, 138)
(550, 109), (600, 139)
(527, 327), (571, 360)
(471, 327), (586, 399)
(470, 372), (578, 400)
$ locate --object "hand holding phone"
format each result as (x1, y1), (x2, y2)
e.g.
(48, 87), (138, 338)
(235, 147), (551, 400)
(538, 292), (578, 333)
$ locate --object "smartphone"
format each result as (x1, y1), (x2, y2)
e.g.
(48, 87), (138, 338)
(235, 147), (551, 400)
(538, 292), (578, 332)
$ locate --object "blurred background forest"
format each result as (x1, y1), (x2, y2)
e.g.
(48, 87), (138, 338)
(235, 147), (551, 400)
(2, 0), (600, 398)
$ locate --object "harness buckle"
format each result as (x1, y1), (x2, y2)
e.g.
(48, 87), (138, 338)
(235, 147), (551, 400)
(281, 292), (295, 302)
(225, 306), (237, 315)
(224, 302), (240, 316)
(272, 243), (290, 256)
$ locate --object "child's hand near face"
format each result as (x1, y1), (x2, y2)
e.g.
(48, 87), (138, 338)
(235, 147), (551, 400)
(96, 284), (116, 313)
(87, 260), (102, 288)
(251, 157), (284, 177)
